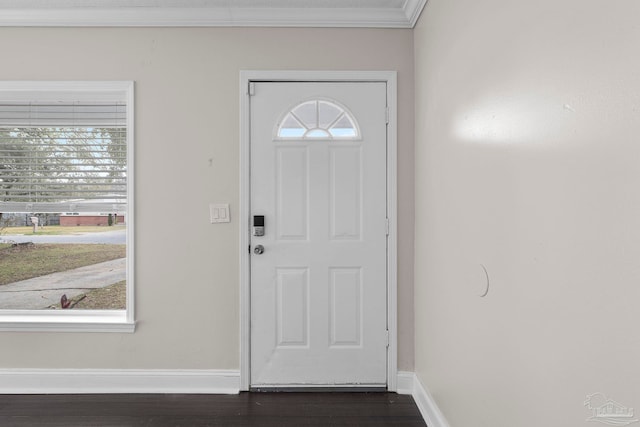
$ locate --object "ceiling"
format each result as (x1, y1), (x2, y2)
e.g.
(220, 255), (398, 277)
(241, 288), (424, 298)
(0, 0), (427, 28)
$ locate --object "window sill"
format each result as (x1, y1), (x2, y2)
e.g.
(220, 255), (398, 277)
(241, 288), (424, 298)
(0, 310), (135, 333)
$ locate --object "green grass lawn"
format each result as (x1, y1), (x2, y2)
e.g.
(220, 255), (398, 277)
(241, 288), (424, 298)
(1, 225), (125, 236)
(0, 243), (126, 286)
(72, 281), (126, 310)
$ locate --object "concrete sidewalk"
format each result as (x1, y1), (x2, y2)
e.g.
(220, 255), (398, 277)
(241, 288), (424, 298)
(0, 258), (126, 309)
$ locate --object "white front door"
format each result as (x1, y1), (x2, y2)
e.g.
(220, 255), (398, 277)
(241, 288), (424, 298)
(250, 81), (388, 387)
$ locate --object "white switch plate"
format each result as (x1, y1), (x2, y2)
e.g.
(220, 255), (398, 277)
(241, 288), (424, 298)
(210, 203), (230, 223)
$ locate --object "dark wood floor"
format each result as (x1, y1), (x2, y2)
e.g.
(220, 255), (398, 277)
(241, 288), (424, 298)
(0, 392), (426, 426)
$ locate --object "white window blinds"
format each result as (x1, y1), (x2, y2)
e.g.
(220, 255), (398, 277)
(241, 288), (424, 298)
(0, 82), (131, 213)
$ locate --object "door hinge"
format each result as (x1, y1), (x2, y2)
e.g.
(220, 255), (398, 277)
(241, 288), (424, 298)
(248, 82), (255, 96)
(385, 218), (390, 236)
(385, 330), (390, 348)
(385, 107), (389, 124)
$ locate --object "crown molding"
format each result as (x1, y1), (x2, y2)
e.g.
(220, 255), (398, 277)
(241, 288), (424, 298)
(404, 0), (428, 28)
(0, 2), (426, 28)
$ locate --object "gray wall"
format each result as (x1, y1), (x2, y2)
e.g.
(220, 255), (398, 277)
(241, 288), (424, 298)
(0, 27), (415, 371)
(414, 0), (640, 425)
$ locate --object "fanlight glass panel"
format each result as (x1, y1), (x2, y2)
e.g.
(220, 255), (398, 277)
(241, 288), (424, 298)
(277, 100), (359, 140)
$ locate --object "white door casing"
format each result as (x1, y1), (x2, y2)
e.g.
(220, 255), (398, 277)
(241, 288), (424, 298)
(239, 71), (398, 391)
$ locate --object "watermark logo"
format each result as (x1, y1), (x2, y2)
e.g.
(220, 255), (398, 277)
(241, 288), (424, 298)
(585, 393), (639, 426)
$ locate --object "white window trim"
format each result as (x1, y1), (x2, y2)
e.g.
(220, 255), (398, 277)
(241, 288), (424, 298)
(0, 81), (135, 333)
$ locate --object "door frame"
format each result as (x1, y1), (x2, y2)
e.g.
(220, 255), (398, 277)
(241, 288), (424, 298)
(239, 70), (398, 391)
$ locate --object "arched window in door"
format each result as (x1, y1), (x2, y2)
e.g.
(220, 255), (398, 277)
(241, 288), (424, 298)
(276, 99), (360, 140)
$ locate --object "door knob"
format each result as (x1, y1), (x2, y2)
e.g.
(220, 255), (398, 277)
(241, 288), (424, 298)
(253, 245), (265, 255)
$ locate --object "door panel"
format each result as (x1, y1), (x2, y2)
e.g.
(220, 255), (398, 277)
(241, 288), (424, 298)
(250, 82), (387, 387)
(276, 267), (309, 347)
(329, 267), (362, 347)
(330, 146), (362, 240)
(276, 147), (309, 240)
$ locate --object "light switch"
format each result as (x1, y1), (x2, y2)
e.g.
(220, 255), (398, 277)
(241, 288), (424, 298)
(210, 203), (230, 223)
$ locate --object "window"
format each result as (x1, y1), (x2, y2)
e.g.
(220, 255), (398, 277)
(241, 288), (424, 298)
(276, 99), (359, 140)
(0, 81), (134, 332)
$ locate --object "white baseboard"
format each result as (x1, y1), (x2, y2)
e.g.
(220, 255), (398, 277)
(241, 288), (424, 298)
(397, 371), (450, 427)
(396, 370), (417, 395)
(0, 368), (443, 424)
(0, 369), (240, 394)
